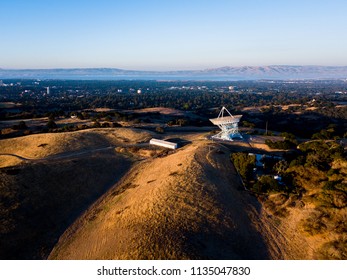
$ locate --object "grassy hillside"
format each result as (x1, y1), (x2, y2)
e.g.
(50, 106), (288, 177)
(1, 127), (344, 260)
(248, 141), (347, 259)
(49, 141), (275, 260)
(0, 128), (153, 167)
(0, 128), (152, 259)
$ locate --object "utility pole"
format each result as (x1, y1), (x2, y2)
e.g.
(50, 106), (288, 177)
(265, 120), (268, 136)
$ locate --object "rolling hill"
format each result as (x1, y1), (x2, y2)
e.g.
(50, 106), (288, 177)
(1, 65), (347, 80)
(0, 128), (152, 259)
(48, 138), (310, 260)
(0, 127), (344, 259)
(49, 141), (273, 259)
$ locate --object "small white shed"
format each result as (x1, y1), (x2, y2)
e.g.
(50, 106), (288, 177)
(149, 138), (177, 149)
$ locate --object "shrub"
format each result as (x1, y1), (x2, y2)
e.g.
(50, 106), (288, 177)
(317, 239), (347, 260)
(18, 121), (27, 129)
(252, 175), (282, 193)
(101, 122), (110, 128)
(46, 120), (57, 129)
(155, 127), (165, 134)
(289, 155), (305, 167)
(327, 168), (338, 177)
(112, 122), (122, 128)
(242, 121), (255, 128)
(11, 121), (28, 130)
(265, 139), (296, 150)
(273, 160), (289, 174)
(300, 211), (328, 236)
(93, 121), (101, 128)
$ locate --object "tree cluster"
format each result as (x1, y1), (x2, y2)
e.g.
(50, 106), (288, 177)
(231, 152), (256, 182)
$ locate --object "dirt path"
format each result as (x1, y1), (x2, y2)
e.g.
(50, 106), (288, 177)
(0, 146), (113, 162)
(195, 143), (303, 259)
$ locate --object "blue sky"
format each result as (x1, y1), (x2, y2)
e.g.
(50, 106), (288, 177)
(1, 0), (347, 70)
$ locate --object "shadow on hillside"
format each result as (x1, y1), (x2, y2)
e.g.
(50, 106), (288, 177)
(0, 153), (133, 260)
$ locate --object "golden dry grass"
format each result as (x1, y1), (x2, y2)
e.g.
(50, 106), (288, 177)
(49, 141), (274, 260)
(0, 128), (153, 167)
(0, 155), (23, 168)
(1, 126), (343, 260)
(47, 133), (341, 260)
(259, 160), (347, 260)
(126, 107), (185, 116)
(0, 128), (153, 259)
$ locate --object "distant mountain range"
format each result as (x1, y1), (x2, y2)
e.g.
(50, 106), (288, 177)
(1, 65), (347, 80)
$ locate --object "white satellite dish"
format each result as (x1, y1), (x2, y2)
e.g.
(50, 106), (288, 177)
(209, 106), (243, 141)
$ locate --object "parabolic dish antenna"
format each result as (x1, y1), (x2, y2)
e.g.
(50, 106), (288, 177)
(209, 106), (243, 141)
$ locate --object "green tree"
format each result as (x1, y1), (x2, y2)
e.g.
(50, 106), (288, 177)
(242, 120), (255, 128)
(93, 121), (101, 128)
(18, 121), (27, 129)
(252, 175), (281, 193)
(48, 113), (55, 120)
(231, 152), (256, 181)
(273, 160), (289, 175)
(155, 126), (165, 134)
(46, 120), (57, 129)
(265, 139), (296, 150)
(176, 118), (188, 126)
(112, 122), (122, 128)
(280, 132), (297, 144)
(183, 103), (190, 110)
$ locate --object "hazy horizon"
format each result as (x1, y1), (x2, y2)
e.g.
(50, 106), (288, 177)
(1, 64), (347, 71)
